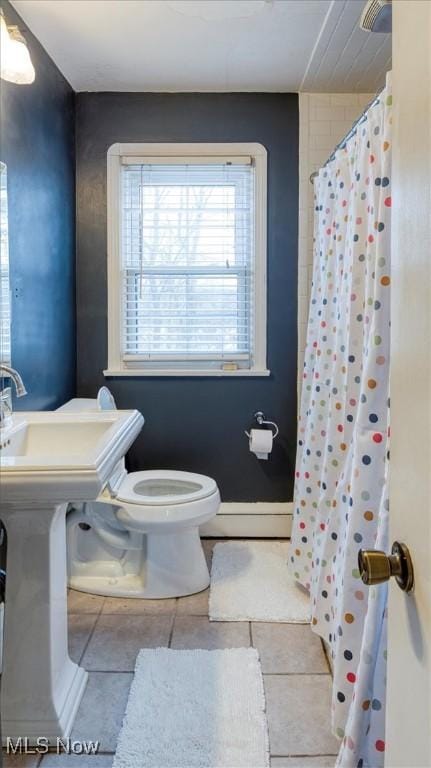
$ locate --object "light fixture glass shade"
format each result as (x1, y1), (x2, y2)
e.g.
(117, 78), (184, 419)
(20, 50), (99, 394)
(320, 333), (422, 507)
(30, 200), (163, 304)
(0, 15), (35, 84)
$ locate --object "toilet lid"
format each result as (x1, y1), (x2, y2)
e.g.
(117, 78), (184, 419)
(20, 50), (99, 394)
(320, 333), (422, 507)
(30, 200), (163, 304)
(115, 469), (217, 506)
(97, 386), (117, 411)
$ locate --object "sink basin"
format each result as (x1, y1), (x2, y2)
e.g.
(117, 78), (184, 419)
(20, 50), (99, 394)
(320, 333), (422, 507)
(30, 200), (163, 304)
(0, 409), (144, 503)
(0, 407), (144, 745)
(2, 418), (113, 459)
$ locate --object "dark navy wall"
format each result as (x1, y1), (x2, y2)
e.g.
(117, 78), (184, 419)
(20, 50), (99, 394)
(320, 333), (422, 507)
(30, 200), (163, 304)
(75, 93), (298, 501)
(0, 0), (76, 410)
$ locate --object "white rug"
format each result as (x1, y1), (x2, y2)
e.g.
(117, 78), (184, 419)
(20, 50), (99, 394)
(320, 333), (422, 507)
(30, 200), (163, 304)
(209, 541), (311, 623)
(113, 647), (269, 768)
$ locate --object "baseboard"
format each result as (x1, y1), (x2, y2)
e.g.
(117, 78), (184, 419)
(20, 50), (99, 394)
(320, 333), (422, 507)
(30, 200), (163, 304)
(323, 639), (334, 674)
(200, 502), (293, 537)
(217, 502), (293, 516)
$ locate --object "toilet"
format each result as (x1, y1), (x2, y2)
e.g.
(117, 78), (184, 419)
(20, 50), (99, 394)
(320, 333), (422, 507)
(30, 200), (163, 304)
(62, 390), (220, 598)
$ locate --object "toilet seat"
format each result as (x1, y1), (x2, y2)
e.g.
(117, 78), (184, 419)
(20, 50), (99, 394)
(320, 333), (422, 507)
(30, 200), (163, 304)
(115, 469), (217, 506)
(112, 470), (220, 534)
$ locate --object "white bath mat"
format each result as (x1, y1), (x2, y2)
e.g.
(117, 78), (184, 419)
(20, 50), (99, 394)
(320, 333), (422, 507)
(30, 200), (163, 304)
(113, 647), (269, 768)
(209, 541), (311, 623)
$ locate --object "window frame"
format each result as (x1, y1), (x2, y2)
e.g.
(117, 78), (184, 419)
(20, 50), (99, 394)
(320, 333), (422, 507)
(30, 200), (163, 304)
(105, 142), (269, 377)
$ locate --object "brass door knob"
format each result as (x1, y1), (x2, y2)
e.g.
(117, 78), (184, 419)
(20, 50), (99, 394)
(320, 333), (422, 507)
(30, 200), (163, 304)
(358, 541), (414, 593)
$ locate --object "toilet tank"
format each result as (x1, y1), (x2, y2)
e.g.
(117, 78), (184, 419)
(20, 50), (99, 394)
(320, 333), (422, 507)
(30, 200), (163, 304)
(57, 398), (101, 413)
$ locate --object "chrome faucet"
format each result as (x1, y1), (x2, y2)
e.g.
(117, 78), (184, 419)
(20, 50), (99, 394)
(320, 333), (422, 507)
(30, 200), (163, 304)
(0, 364), (27, 427)
(0, 364), (27, 397)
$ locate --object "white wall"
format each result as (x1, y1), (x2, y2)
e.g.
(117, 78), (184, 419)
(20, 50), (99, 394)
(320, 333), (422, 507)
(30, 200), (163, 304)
(297, 93), (373, 396)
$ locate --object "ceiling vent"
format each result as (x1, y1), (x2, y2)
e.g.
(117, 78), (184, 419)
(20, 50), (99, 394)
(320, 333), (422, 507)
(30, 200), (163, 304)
(360, 0), (392, 33)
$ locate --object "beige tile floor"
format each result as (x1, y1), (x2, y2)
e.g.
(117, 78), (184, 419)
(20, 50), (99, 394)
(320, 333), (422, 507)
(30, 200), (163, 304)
(3, 539), (339, 768)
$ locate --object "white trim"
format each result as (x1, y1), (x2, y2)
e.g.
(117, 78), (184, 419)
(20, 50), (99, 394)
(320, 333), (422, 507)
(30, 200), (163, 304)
(107, 149), (122, 374)
(201, 515), (292, 538)
(121, 155), (252, 165)
(108, 142), (267, 158)
(322, 640), (334, 673)
(103, 368), (270, 378)
(200, 502), (293, 537)
(219, 501), (293, 515)
(106, 142), (267, 377)
(253, 145), (267, 374)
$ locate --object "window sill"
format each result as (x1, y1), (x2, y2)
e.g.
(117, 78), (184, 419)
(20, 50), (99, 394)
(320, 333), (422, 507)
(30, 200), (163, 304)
(103, 368), (271, 378)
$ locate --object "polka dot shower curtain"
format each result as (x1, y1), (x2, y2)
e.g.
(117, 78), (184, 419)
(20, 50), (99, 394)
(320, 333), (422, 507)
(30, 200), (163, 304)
(289, 72), (392, 768)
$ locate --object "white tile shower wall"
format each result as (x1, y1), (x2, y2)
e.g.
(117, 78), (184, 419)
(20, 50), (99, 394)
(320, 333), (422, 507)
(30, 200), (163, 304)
(297, 93), (373, 400)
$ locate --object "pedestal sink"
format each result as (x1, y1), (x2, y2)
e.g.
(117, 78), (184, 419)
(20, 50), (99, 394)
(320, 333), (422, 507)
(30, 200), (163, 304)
(0, 408), (144, 745)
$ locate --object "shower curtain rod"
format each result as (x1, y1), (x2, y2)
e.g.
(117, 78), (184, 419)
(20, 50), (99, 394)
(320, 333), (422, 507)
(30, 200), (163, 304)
(309, 86), (384, 184)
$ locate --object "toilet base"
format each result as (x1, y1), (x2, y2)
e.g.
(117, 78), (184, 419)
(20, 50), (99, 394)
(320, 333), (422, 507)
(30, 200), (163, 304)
(68, 526), (210, 599)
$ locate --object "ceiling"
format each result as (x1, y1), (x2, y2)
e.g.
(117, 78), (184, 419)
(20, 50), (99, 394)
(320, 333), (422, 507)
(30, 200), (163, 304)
(11, 0), (392, 93)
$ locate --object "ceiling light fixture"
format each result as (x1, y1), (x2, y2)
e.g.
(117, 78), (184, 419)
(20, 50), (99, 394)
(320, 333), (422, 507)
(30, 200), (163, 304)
(0, 9), (35, 85)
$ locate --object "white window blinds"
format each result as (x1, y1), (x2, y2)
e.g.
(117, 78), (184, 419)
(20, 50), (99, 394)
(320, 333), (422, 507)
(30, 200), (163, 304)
(120, 159), (255, 367)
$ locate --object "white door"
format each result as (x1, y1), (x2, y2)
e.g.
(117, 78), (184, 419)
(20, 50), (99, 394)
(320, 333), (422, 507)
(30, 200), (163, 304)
(386, 2), (431, 766)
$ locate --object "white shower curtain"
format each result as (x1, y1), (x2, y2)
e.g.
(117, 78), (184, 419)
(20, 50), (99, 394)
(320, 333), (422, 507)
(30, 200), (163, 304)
(289, 73), (392, 767)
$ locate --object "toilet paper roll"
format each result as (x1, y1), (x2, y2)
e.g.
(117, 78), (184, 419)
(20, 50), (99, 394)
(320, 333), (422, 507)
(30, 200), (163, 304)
(249, 428), (273, 460)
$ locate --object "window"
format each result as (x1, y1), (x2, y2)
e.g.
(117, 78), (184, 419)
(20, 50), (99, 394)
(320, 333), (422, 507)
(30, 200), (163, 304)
(106, 143), (268, 376)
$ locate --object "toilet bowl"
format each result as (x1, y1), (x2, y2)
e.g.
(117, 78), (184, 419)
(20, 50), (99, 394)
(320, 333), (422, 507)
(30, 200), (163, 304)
(62, 394), (220, 598)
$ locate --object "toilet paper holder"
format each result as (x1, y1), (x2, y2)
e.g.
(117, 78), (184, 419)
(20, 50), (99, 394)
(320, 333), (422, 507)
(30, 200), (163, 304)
(244, 411), (279, 439)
